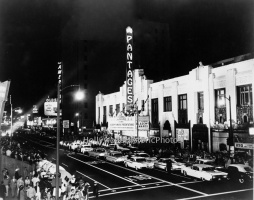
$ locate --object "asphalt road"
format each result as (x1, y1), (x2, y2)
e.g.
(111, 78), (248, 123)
(24, 135), (253, 200)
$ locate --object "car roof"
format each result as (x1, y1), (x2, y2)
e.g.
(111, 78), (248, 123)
(131, 156), (146, 159)
(228, 164), (249, 168)
(193, 164), (214, 167)
(110, 151), (122, 154)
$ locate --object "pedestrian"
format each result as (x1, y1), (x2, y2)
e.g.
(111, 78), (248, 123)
(92, 182), (99, 198)
(15, 168), (21, 180)
(10, 176), (17, 197)
(35, 182), (41, 200)
(166, 159), (172, 174)
(25, 176), (31, 186)
(23, 167), (29, 179)
(84, 182), (90, 200)
(3, 175), (10, 197)
(26, 184), (36, 200)
(18, 185), (26, 200)
(0, 181), (6, 200)
(17, 177), (24, 196)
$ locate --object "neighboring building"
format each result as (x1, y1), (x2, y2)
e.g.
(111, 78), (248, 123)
(96, 54), (254, 153)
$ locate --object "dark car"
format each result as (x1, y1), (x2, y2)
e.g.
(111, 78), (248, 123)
(226, 164), (253, 184)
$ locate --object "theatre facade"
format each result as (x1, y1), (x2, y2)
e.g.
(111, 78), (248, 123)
(96, 54), (254, 153)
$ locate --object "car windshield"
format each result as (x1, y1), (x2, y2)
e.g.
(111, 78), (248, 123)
(96, 149), (105, 152)
(202, 167), (215, 171)
(136, 158), (146, 162)
(113, 153), (123, 157)
(138, 153), (149, 157)
(205, 161), (215, 165)
(244, 166), (253, 172)
(83, 145), (91, 148)
(174, 158), (184, 162)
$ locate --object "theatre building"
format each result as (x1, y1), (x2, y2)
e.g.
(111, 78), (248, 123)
(96, 54), (254, 153)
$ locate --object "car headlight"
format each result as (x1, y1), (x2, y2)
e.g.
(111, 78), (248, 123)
(223, 175), (227, 178)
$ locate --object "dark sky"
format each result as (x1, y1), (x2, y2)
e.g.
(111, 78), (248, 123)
(0, 0), (253, 113)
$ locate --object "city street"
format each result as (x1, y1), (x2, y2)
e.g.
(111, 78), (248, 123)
(25, 135), (253, 200)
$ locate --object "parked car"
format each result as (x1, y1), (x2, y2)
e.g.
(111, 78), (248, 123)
(154, 158), (186, 171)
(226, 164), (253, 184)
(181, 164), (228, 181)
(88, 148), (106, 158)
(124, 156), (154, 170)
(105, 151), (127, 163)
(80, 144), (93, 154)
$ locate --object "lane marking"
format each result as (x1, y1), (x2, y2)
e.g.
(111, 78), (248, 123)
(68, 154), (207, 196)
(176, 188), (253, 200)
(68, 154), (140, 186)
(98, 181), (165, 192)
(62, 163), (68, 167)
(76, 170), (111, 189)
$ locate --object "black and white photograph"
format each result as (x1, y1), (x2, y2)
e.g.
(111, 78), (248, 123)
(0, 0), (253, 200)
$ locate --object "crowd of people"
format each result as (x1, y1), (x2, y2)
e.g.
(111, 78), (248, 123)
(0, 134), (99, 200)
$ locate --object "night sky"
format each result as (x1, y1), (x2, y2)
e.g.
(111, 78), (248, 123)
(0, 0), (253, 114)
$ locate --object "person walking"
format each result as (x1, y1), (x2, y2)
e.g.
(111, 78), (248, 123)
(17, 177), (24, 196)
(92, 182), (99, 198)
(10, 176), (17, 197)
(166, 159), (172, 174)
(0, 181), (6, 200)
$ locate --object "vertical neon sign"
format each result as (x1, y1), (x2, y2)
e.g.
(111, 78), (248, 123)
(126, 26), (133, 111)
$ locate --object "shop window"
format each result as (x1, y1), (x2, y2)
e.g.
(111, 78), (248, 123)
(243, 115), (248, 123)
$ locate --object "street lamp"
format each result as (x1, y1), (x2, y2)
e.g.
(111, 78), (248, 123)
(56, 84), (84, 200)
(219, 95), (234, 153)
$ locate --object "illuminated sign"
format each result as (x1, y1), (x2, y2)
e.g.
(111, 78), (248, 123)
(44, 101), (57, 116)
(235, 142), (254, 149)
(126, 26), (133, 111)
(58, 62), (62, 102)
(176, 128), (189, 142)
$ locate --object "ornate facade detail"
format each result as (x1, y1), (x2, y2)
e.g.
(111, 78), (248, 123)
(215, 107), (226, 123)
(236, 105), (253, 124)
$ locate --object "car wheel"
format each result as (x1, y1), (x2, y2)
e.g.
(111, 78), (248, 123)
(125, 163), (128, 168)
(201, 177), (206, 181)
(135, 166), (138, 171)
(239, 178), (244, 184)
(183, 171), (187, 176)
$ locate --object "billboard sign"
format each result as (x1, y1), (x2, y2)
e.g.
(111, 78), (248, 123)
(126, 26), (134, 111)
(0, 81), (11, 130)
(108, 116), (135, 131)
(63, 120), (69, 128)
(137, 116), (149, 131)
(44, 98), (57, 116)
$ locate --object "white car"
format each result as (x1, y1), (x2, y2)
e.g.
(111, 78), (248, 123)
(134, 152), (157, 162)
(80, 144), (93, 154)
(181, 164), (228, 181)
(105, 151), (127, 163)
(154, 158), (185, 171)
(124, 156), (154, 170)
(88, 148), (106, 158)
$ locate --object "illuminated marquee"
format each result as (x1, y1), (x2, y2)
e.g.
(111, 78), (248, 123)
(58, 62), (62, 103)
(126, 26), (133, 111)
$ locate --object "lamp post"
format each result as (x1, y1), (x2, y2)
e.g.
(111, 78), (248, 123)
(56, 84), (84, 200)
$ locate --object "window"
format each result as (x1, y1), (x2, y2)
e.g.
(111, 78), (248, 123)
(116, 104), (120, 115)
(237, 85), (252, 106)
(151, 98), (159, 125)
(179, 94), (187, 110)
(215, 89), (226, 107)
(141, 100), (145, 111)
(198, 92), (204, 110)
(103, 106), (106, 124)
(164, 96), (172, 112)
(84, 102), (88, 108)
(109, 105), (113, 116)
